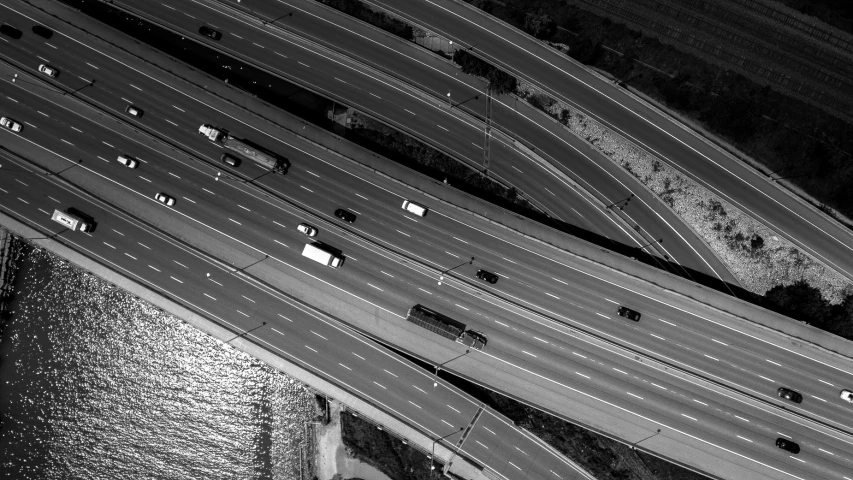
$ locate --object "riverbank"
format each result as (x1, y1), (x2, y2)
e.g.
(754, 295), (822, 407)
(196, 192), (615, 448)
(0, 229), (23, 336)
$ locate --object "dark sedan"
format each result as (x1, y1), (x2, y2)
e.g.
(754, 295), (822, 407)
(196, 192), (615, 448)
(617, 306), (641, 322)
(777, 387), (803, 404)
(775, 438), (800, 454)
(334, 209), (357, 223)
(199, 25), (222, 40)
(476, 269), (499, 284)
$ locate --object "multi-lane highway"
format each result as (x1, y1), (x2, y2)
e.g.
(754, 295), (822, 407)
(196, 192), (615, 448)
(3, 0), (853, 479)
(114, 0), (738, 283)
(370, 0), (853, 285)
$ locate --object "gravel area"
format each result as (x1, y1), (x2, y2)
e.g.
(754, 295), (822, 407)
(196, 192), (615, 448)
(516, 80), (851, 303)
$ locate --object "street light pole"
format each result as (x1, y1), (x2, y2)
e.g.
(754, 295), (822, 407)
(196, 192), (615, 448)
(631, 429), (661, 450)
(450, 94), (479, 110)
(437, 257), (474, 285)
(605, 193), (634, 210)
(433, 350), (469, 387)
(46, 159), (83, 177)
(637, 238), (663, 251)
(226, 321), (267, 343)
(429, 427), (464, 476)
(264, 11), (294, 25)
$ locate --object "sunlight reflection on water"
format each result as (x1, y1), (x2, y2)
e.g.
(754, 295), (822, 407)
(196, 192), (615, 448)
(0, 247), (317, 479)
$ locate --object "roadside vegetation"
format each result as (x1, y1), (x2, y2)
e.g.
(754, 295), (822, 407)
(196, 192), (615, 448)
(465, 0), (853, 228)
(339, 411), (434, 480)
(777, 0), (853, 34)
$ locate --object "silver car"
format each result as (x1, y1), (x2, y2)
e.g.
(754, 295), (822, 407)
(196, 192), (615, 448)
(0, 116), (23, 132)
(38, 63), (58, 78)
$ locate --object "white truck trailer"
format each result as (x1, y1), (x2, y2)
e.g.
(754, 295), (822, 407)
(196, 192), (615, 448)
(302, 243), (343, 268)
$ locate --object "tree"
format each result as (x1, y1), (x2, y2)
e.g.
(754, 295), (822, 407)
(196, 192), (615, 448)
(524, 13), (556, 39)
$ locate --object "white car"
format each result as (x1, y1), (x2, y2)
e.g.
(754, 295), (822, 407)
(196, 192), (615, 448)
(297, 223), (318, 237)
(0, 116), (23, 132)
(38, 63), (58, 78)
(841, 390), (853, 403)
(125, 105), (142, 117)
(154, 192), (176, 207)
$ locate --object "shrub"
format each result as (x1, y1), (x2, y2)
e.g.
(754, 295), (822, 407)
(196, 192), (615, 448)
(452, 50), (518, 95)
(524, 12), (557, 39)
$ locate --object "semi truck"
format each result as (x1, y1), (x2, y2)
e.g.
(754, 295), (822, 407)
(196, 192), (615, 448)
(198, 124), (289, 174)
(51, 209), (92, 232)
(405, 305), (487, 350)
(302, 243), (343, 268)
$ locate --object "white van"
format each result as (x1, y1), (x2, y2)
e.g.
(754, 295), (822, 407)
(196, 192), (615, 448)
(402, 200), (428, 217)
(117, 155), (138, 169)
(51, 209), (91, 232)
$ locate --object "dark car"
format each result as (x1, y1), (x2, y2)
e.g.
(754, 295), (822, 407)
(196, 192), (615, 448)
(220, 153), (240, 167)
(777, 387), (803, 404)
(32, 25), (53, 39)
(0, 24), (22, 39)
(775, 438), (800, 454)
(617, 306), (641, 322)
(334, 209), (356, 223)
(199, 26), (222, 40)
(476, 269), (499, 284)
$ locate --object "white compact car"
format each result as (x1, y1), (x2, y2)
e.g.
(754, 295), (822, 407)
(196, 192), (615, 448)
(401, 199), (428, 217)
(117, 155), (139, 169)
(125, 105), (142, 117)
(0, 116), (23, 132)
(297, 223), (318, 237)
(154, 192), (176, 207)
(841, 390), (853, 403)
(38, 63), (58, 78)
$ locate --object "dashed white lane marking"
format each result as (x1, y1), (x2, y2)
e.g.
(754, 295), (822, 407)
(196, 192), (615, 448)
(758, 375), (775, 383)
(447, 405), (460, 413)
(373, 381), (386, 389)
(613, 368), (628, 375)
(575, 372), (590, 379)
(352, 352), (365, 360)
(170, 276), (183, 284)
(455, 304), (469, 311)
(483, 427), (496, 435)
(236, 310), (249, 317)
(545, 292), (559, 299)
(278, 314), (293, 322)
(651, 383), (667, 390)
(627, 392), (643, 400)
(61, 139), (73, 146)
(173, 261), (187, 268)
(818, 379), (834, 386)
(300, 185), (313, 193)
(552, 277), (568, 285)
(511, 165), (523, 173)
(522, 351), (537, 357)
(311, 331), (328, 340)
(819, 448), (834, 455)
(271, 328), (284, 335)
(338, 363), (351, 371)
(124, 253), (136, 260)
(396, 230), (410, 237)
(408, 401), (421, 409)
(242, 295), (255, 303)
(367, 283), (383, 291)
(735, 416), (750, 422)
(208, 278), (223, 286)
(681, 414), (698, 421)
(418, 288), (432, 295)
(298, 61), (310, 68)
(129, 84), (142, 91)
(650, 333), (666, 340)
(437, 124), (449, 131)
(412, 385), (427, 394)
(572, 352), (586, 359)
(252, 42), (264, 48)
(204, 293), (216, 301)
(737, 436), (753, 443)
(85, 62), (99, 69)
(148, 265), (160, 272)
(533, 337), (548, 344)
(509, 462), (521, 471)
(173, 105), (185, 112)
(658, 319), (676, 326)
(202, 188), (215, 195)
(766, 359), (781, 366)
(305, 345), (317, 353)
(704, 354), (719, 361)
(694, 399), (708, 406)
(476, 440), (489, 449)
(711, 338), (728, 346)
(103, 242), (116, 249)
(404, 109), (416, 115)
(383, 369), (397, 377)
